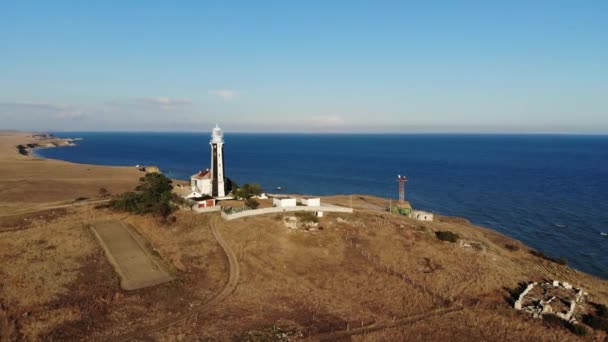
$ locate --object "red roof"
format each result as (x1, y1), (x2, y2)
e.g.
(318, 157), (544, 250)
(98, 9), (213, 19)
(192, 169), (211, 179)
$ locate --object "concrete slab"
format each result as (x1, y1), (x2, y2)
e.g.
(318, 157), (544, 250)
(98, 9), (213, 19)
(91, 220), (172, 290)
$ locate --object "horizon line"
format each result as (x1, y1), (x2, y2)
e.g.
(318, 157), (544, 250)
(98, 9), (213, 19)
(35, 129), (608, 136)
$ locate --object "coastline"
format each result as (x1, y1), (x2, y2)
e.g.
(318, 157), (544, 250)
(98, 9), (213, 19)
(4, 131), (608, 281)
(2, 130), (608, 340)
(0, 131), (142, 214)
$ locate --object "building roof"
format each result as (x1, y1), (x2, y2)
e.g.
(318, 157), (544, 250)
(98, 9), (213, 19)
(190, 196), (215, 201)
(191, 169), (211, 179)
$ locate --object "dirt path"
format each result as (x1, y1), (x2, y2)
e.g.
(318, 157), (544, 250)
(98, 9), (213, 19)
(0, 199), (111, 218)
(314, 305), (464, 341)
(111, 216), (239, 341)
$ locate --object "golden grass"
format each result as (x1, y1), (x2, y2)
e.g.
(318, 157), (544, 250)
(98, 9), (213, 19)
(1, 133), (607, 340)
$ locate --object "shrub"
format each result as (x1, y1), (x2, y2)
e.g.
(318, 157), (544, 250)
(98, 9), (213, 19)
(245, 198), (260, 209)
(504, 243), (520, 251)
(234, 183), (262, 199)
(295, 211), (319, 223)
(542, 314), (566, 328)
(98, 187), (110, 198)
(595, 303), (608, 318)
(568, 323), (588, 336)
(435, 231), (460, 243)
(530, 250), (568, 265)
(171, 193), (196, 208)
(583, 314), (608, 331)
(109, 173), (176, 219)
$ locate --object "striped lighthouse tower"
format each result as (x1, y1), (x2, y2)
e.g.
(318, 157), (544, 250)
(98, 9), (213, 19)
(210, 124), (226, 197)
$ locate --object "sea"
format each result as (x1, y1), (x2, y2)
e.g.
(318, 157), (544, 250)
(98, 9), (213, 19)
(36, 132), (608, 279)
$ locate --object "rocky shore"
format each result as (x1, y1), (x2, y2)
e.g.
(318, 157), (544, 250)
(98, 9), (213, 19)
(16, 133), (77, 156)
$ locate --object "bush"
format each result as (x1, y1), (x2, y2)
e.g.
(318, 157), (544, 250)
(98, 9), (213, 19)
(504, 243), (520, 251)
(583, 314), (608, 331)
(568, 323), (588, 336)
(435, 231), (460, 243)
(234, 183), (262, 199)
(295, 211), (319, 224)
(542, 314), (566, 329)
(98, 187), (110, 198)
(171, 193), (196, 208)
(245, 198), (260, 209)
(595, 303), (608, 318)
(530, 250), (568, 265)
(109, 173), (176, 219)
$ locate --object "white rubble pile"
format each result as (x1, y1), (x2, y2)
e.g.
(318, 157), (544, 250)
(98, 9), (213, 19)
(513, 280), (588, 323)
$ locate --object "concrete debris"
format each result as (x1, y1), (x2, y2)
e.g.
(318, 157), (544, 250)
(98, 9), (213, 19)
(513, 280), (588, 324)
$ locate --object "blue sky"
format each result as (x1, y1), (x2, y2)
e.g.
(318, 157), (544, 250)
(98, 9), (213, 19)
(1, 1), (607, 133)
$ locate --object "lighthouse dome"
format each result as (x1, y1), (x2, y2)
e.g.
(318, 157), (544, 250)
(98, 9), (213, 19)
(210, 124), (224, 143)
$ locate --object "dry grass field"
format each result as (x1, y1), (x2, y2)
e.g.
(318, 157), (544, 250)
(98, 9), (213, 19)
(1, 131), (608, 341)
(0, 131), (141, 215)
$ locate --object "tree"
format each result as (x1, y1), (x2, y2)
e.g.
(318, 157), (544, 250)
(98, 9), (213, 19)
(98, 187), (110, 198)
(245, 198), (260, 209)
(110, 173), (176, 220)
(234, 183), (262, 199)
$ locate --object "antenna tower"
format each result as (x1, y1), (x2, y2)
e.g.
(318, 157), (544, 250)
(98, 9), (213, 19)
(396, 175), (408, 203)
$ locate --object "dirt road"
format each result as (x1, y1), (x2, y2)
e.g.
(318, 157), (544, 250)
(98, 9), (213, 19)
(0, 199), (111, 218)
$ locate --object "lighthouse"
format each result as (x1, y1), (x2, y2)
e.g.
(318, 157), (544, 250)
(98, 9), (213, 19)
(210, 124), (226, 197)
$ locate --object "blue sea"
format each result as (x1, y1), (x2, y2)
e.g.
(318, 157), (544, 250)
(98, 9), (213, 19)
(37, 132), (608, 279)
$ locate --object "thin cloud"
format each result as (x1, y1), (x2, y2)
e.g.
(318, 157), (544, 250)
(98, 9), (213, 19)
(310, 115), (345, 127)
(208, 89), (237, 100)
(137, 97), (192, 106)
(0, 101), (86, 120)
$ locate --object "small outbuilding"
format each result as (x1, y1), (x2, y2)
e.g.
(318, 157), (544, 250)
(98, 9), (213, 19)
(190, 196), (216, 209)
(301, 197), (321, 206)
(273, 197), (297, 208)
(409, 209), (433, 221)
(391, 201), (412, 215)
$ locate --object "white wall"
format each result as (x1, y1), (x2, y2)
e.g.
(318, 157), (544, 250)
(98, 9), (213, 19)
(301, 198), (321, 206)
(222, 205), (352, 221)
(408, 210), (434, 221)
(273, 198), (297, 207)
(193, 205), (221, 213)
(191, 178), (213, 195)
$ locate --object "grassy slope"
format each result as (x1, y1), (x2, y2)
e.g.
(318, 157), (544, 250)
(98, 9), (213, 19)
(1, 132), (607, 340)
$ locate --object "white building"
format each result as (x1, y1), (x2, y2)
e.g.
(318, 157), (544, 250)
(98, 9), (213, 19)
(189, 169), (212, 197)
(408, 210), (434, 221)
(273, 197), (297, 208)
(301, 197), (321, 206)
(189, 125), (229, 198)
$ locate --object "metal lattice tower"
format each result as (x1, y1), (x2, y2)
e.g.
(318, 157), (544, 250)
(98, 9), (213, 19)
(397, 175), (408, 203)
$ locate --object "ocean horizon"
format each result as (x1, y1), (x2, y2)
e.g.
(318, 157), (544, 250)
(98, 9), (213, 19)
(36, 132), (608, 279)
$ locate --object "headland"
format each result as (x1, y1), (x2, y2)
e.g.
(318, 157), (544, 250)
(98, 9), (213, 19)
(1, 130), (607, 341)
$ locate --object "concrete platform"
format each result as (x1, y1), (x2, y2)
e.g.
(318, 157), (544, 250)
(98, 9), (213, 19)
(91, 220), (173, 290)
